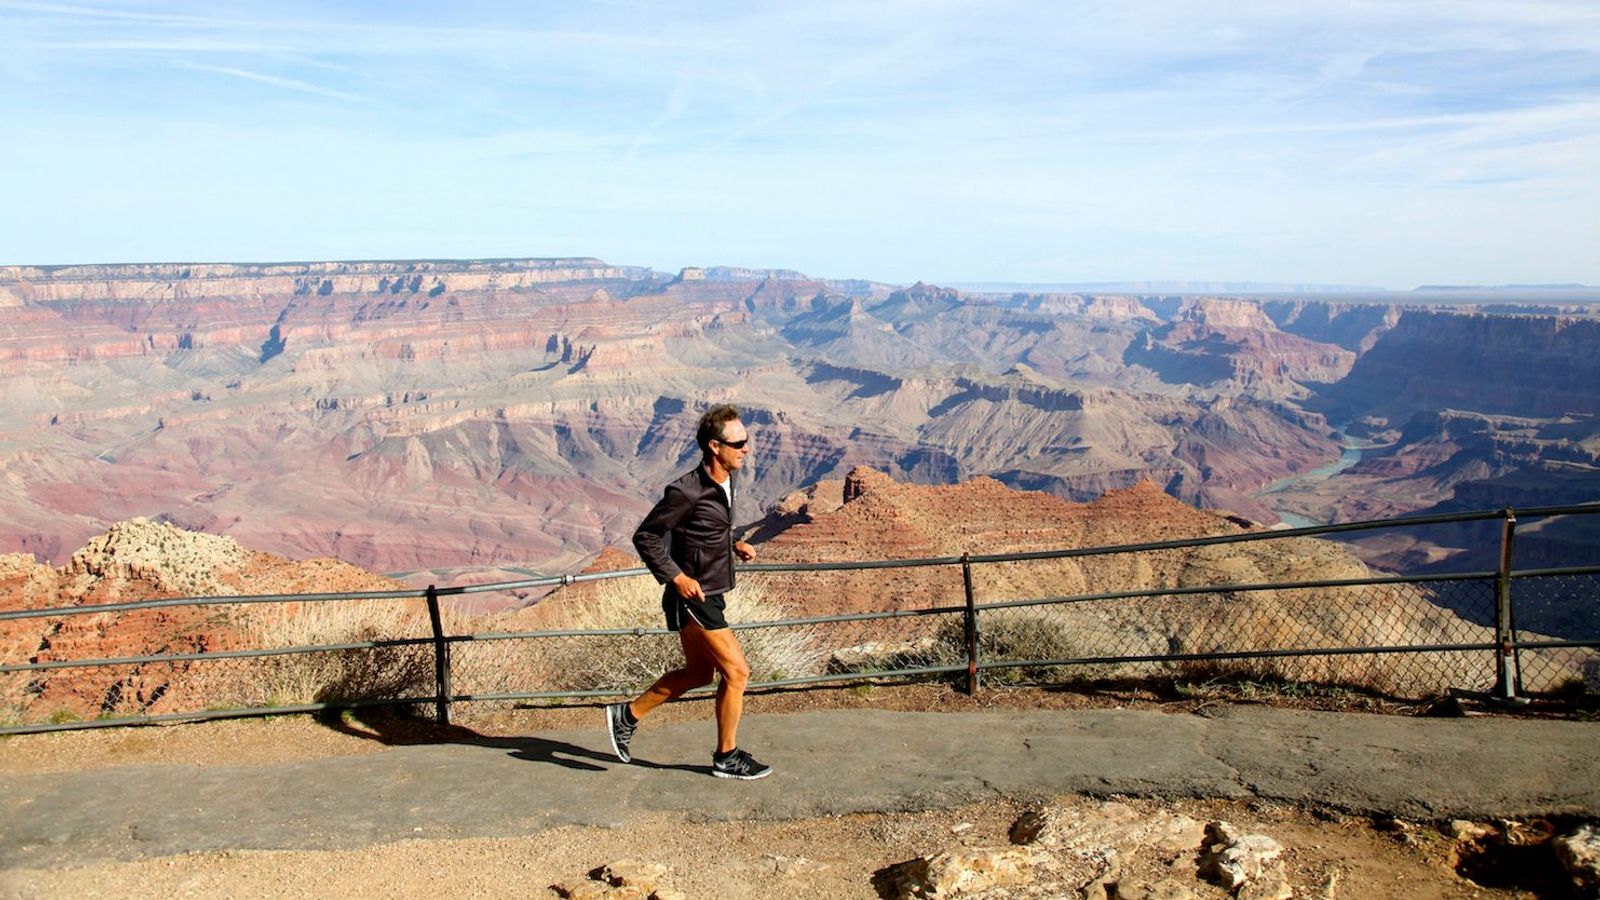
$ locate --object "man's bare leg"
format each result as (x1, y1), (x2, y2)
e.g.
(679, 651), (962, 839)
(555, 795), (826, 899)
(628, 627), (716, 720)
(689, 625), (752, 753)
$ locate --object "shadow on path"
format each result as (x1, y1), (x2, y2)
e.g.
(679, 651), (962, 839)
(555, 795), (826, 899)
(314, 707), (710, 776)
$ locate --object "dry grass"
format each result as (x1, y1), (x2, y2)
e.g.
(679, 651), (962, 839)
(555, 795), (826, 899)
(216, 599), (436, 707)
(531, 576), (827, 693)
(10, 567), (1594, 731)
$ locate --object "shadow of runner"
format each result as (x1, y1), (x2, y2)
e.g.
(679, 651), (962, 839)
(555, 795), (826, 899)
(315, 707), (709, 775)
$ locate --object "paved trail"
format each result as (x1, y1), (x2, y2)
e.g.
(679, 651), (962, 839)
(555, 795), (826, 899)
(3, 705), (1597, 870)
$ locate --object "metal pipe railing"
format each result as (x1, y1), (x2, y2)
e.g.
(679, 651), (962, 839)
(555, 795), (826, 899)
(10, 503), (1596, 624)
(4, 502), (1597, 734)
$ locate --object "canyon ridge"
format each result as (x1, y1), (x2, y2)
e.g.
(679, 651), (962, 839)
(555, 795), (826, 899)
(2, 259), (1597, 582)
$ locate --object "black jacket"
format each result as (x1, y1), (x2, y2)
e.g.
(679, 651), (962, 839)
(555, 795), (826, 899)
(633, 466), (738, 596)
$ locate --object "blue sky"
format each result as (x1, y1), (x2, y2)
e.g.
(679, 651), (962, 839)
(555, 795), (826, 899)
(3, 1), (1598, 287)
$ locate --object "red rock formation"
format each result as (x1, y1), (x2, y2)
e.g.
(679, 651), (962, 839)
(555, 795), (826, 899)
(1325, 311), (1600, 420)
(0, 519), (406, 721)
(1125, 298), (1357, 391)
(2, 258), (1590, 584)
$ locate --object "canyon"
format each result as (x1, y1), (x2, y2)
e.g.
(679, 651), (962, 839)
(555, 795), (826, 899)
(1, 259), (1597, 582)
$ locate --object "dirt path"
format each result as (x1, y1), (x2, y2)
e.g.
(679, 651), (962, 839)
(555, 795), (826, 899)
(2, 689), (1595, 898)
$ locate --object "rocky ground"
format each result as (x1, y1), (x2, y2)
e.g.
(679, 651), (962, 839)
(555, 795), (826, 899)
(4, 793), (1557, 900)
(4, 685), (1597, 899)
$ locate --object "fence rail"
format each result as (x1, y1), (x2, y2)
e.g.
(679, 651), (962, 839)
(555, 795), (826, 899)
(3, 503), (1598, 735)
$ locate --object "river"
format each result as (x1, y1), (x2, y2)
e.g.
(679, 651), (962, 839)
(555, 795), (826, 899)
(1257, 436), (1369, 528)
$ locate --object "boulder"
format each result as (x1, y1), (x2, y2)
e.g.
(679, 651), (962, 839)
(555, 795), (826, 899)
(1446, 819), (1496, 841)
(1198, 820), (1287, 891)
(878, 846), (1053, 898)
(1555, 825), (1600, 898)
(1009, 802), (1205, 858)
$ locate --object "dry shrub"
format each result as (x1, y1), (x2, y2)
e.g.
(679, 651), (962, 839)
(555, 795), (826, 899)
(534, 576), (825, 693)
(218, 599), (437, 708)
(432, 603), (549, 703)
(0, 683), (26, 728)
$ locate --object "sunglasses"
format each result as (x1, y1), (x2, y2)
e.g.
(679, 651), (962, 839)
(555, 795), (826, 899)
(715, 438), (749, 450)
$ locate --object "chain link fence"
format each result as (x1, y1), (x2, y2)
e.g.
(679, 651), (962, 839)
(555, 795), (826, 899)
(4, 505), (1598, 734)
(1510, 570), (1600, 694)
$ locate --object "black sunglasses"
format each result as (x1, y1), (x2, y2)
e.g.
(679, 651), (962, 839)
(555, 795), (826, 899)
(715, 438), (749, 450)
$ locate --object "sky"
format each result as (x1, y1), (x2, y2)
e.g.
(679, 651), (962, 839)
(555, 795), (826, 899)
(3, 1), (1598, 288)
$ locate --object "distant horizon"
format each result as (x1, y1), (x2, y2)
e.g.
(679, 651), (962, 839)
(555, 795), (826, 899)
(8, 254), (1600, 297)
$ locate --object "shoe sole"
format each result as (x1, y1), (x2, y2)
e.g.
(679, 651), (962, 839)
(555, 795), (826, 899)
(712, 768), (773, 780)
(604, 706), (631, 763)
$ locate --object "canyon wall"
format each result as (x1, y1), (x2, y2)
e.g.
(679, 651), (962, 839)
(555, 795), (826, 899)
(1, 258), (1595, 579)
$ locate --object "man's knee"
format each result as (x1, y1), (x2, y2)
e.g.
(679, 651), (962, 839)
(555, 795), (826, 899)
(720, 659), (751, 688)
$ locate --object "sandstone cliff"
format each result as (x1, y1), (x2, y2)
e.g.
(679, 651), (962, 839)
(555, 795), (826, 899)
(3, 258), (1594, 577)
(1321, 311), (1600, 421)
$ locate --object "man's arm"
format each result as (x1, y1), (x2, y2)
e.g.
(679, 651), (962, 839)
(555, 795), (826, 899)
(632, 482), (693, 586)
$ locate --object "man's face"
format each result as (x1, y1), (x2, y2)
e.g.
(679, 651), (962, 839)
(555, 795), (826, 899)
(712, 418), (751, 472)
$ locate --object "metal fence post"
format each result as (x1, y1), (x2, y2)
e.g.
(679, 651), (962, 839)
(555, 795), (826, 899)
(425, 585), (452, 725)
(1492, 509), (1519, 701)
(961, 552), (980, 696)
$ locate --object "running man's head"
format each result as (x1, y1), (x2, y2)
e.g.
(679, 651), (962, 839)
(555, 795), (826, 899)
(697, 404), (750, 473)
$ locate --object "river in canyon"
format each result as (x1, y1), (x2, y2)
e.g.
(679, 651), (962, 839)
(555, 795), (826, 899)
(1257, 434), (1370, 528)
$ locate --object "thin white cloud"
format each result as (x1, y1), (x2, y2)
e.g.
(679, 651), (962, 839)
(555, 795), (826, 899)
(180, 62), (366, 103)
(0, 1), (230, 25)
(4, 1), (1598, 284)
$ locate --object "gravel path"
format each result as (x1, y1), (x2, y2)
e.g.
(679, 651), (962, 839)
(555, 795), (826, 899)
(4, 703), (1597, 875)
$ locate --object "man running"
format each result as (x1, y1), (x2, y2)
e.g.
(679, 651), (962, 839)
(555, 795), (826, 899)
(605, 404), (772, 779)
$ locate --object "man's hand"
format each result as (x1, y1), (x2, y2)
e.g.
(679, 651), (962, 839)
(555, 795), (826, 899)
(734, 540), (756, 562)
(672, 572), (705, 601)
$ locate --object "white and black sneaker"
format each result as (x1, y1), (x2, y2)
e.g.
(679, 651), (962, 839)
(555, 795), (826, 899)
(712, 748), (773, 780)
(605, 703), (636, 763)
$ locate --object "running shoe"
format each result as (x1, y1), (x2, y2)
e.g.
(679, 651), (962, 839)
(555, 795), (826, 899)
(712, 748), (773, 780)
(605, 703), (635, 763)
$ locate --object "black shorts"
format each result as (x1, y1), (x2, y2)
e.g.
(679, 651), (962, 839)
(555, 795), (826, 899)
(663, 588), (729, 632)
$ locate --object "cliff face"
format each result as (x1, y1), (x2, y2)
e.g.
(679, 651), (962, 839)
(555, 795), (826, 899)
(0, 259), (647, 304)
(1323, 312), (1600, 420)
(1261, 300), (1401, 352)
(2, 258), (1595, 575)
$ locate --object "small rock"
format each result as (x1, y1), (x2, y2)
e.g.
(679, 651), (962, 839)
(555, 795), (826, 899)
(766, 854), (829, 877)
(1116, 879), (1201, 900)
(591, 860), (669, 892)
(1554, 824), (1600, 897)
(1372, 815), (1414, 834)
(1447, 819), (1495, 841)
(1199, 821), (1286, 891)
(1081, 864), (1121, 900)
(951, 822), (974, 834)
(1008, 802), (1204, 856)
(878, 846), (1051, 899)
(1423, 695), (1468, 717)
(1241, 868), (1295, 900)
(1009, 809), (1051, 845)
(649, 890), (688, 900)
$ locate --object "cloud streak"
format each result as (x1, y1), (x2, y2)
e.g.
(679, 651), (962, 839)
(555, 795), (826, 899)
(1, 0), (1597, 285)
(179, 62), (367, 103)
